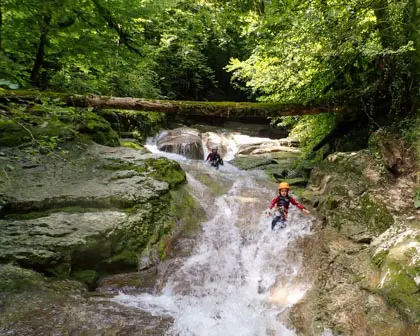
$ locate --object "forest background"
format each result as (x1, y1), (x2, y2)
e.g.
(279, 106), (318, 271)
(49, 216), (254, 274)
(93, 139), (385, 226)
(0, 0), (419, 157)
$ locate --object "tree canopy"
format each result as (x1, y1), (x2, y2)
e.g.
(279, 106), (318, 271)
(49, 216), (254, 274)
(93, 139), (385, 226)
(1, 0), (419, 154)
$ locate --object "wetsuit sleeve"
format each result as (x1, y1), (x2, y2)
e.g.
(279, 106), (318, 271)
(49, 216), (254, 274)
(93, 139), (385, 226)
(206, 153), (211, 160)
(290, 197), (305, 210)
(269, 196), (279, 209)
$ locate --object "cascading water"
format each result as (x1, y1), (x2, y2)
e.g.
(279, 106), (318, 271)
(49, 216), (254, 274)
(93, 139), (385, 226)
(113, 131), (312, 335)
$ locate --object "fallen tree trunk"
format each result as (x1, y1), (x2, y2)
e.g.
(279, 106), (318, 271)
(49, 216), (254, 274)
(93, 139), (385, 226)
(1, 91), (347, 119)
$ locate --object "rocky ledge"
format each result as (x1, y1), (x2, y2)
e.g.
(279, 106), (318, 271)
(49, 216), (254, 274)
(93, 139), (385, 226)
(0, 141), (204, 288)
(288, 131), (419, 335)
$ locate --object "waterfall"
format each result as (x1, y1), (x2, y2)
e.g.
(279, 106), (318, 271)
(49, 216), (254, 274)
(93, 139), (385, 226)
(113, 131), (312, 335)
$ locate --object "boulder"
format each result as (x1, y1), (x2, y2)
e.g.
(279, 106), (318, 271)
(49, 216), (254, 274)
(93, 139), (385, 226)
(372, 227), (420, 322)
(156, 127), (204, 159)
(0, 143), (190, 280)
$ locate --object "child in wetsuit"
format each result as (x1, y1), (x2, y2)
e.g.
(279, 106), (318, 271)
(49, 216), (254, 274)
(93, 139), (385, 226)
(268, 182), (310, 230)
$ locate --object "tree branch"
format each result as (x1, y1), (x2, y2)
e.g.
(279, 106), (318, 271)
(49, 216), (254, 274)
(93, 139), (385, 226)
(91, 0), (142, 56)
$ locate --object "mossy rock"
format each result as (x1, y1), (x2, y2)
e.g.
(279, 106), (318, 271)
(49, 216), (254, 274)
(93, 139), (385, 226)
(170, 187), (205, 234)
(377, 239), (420, 322)
(71, 269), (99, 290)
(278, 177), (308, 187)
(0, 263), (45, 293)
(76, 111), (119, 146)
(99, 109), (166, 144)
(0, 103), (120, 148)
(0, 118), (75, 148)
(144, 157), (186, 188)
(360, 194), (394, 235)
(161, 187), (206, 258)
(310, 160), (369, 197)
(230, 156), (278, 170)
(120, 140), (144, 151)
(0, 120), (31, 147)
(194, 173), (229, 196)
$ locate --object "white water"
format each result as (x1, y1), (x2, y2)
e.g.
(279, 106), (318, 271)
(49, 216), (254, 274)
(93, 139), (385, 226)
(113, 135), (312, 336)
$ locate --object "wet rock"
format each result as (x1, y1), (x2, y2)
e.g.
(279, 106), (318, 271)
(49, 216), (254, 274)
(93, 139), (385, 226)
(156, 127), (204, 159)
(0, 264), (173, 335)
(96, 268), (159, 295)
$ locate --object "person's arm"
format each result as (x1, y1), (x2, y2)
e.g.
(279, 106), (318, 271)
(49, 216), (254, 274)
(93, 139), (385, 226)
(269, 196), (279, 209)
(290, 197), (310, 214)
(206, 153), (211, 161)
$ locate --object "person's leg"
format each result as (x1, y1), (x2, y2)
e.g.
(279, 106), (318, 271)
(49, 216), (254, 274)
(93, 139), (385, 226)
(271, 216), (281, 230)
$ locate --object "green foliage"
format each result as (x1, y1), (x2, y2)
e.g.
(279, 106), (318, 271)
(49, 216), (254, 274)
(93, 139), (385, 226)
(0, 0), (252, 100)
(396, 110), (420, 159)
(226, 0), (420, 152)
(277, 114), (336, 159)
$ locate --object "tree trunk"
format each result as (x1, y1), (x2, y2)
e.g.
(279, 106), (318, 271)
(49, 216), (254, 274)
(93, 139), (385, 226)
(69, 95), (346, 118)
(374, 0), (395, 49)
(30, 14), (51, 87)
(1, 91), (347, 119)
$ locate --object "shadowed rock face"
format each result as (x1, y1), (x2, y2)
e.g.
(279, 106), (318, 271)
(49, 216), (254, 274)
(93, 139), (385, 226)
(156, 128), (204, 159)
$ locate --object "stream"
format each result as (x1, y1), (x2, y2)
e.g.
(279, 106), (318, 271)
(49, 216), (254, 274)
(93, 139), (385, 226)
(113, 132), (313, 336)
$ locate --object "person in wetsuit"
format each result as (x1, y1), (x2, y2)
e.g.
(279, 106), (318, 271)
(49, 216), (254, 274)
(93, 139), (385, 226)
(206, 146), (224, 169)
(268, 182), (310, 230)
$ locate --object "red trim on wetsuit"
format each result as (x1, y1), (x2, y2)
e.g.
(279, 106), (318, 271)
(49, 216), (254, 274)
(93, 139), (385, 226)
(269, 196), (305, 210)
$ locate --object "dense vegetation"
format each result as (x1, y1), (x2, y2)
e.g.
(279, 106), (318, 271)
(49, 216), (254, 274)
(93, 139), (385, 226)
(0, 0), (419, 156)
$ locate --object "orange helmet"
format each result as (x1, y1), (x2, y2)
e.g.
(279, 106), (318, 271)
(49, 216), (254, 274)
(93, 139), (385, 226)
(278, 182), (290, 191)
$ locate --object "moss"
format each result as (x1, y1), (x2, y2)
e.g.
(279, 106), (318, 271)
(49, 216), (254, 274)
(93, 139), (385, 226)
(324, 196), (341, 210)
(102, 251), (139, 270)
(170, 187), (205, 233)
(76, 111), (119, 146)
(71, 269), (99, 290)
(144, 157), (186, 188)
(194, 173), (227, 196)
(0, 120), (32, 147)
(147, 187), (206, 261)
(102, 161), (147, 174)
(230, 156), (278, 170)
(0, 264), (45, 293)
(292, 188), (316, 204)
(0, 102), (118, 149)
(372, 250), (389, 267)
(120, 140), (143, 150)
(361, 194), (394, 234)
(156, 187), (206, 259)
(382, 269), (420, 319)
(98, 109), (165, 144)
(377, 240), (420, 322)
(414, 189), (420, 209)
